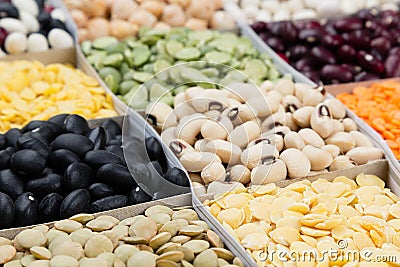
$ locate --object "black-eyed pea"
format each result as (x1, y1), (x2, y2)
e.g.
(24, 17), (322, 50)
(250, 159), (287, 185)
(325, 132), (356, 153)
(332, 119), (345, 134)
(228, 121), (261, 149)
(204, 140), (241, 165)
(247, 97), (278, 118)
(323, 98), (346, 120)
(145, 102), (178, 132)
(175, 115), (208, 145)
(310, 104), (334, 138)
(264, 125), (291, 137)
(302, 85), (325, 107)
(293, 106), (314, 128)
(192, 182), (207, 196)
(241, 143), (278, 170)
(161, 127), (177, 147)
(280, 148), (311, 179)
(216, 116), (234, 133)
(329, 156), (357, 172)
(280, 112), (299, 131)
(321, 144), (341, 159)
(346, 147), (384, 165)
(180, 151), (221, 172)
(302, 145), (333, 171)
(170, 139), (195, 158)
(226, 165), (250, 184)
(191, 96), (227, 114)
(342, 118), (358, 132)
(201, 120), (228, 140)
(273, 79), (295, 96)
(174, 98), (197, 120)
(282, 95), (302, 113)
(284, 131), (305, 150)
(249, 134), (284, 152)
(349, 131), (374, 147)
(206, 182), (245, 195)
(201, 162), (225, 184)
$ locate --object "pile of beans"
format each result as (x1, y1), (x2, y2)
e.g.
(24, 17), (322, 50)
(232, 0), (400, 23)
(252, 7), (400, 84)
(147, 78), (384, 195)
(0, 114), (189, 229)
(0, 60), (117, 132)
(204, 174), (400, 266)
(63, 0), (235, 42)
(0, 206), (244, 267)
(337, 80), (400, 160)
(82, 28), (280, 109)
(0, 0), (73, 55)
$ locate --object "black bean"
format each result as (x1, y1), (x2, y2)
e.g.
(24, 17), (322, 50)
(0, 3), (19, 19)
(5, 128), (21, 148)
(10, 149), (46, 175)
(90, 195), (128, 213)
(84, 150), (124, 169)
(129, 186), (152, 205)
(22, 120), (62, 135)
(32, 126), (57, 143)
(63, 114), (90, 135)
(87, 126), (106, 150)
(38, 193), (63, 222)
(107, 139), (122, 146)
(38, 11), (51, 24)
(105, 145), (124, 161)
(0, 192), (14, 229)
(0, 134), (6, 149)
(64, 163), (93, 190)
(150, 161), (163, 177)
(48, 19), (68, 32)
(51, 133), (94, 157)
(14, 192), (38, 227)
(59, 189), (91, 219)
(0, 169), (25, 200)
(145, 136), (166, 169)
(48, 149), (80, 173)
(97, 163), (136, 190)
(0, 150), (12, 170)
(26, 174), (64, 199)
(88, 183), (114, 200)
(17, 135), (50, 159)
(48, 114), (69, 127)
(102, 119), (122, 141)
(163, 167), (190, 187)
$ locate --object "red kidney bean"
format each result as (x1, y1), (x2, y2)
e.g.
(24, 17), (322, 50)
(322, 34), (344, 50)
(279, 21), (298, 43)
(389, 47), (400, 55)
(337, 44), (356, 63)
(251, 21), (268, 34)
(295, 57), (317, 72)
(348, 30), (370, 50)
(0, 27), (7, 46)
(263, 36), (285, 52)
(380, 10), (399, 27)
(311, 46), (336, 65)
(356, 8), (379, 20)
(354, 71), (381, 81)
(384, 54), (400, 77)
(320, 64), (353, 83)
(341, 64), (362, 75)
(299, 28), (323, 44)
(357, 50), (384, 74)
(371, 36), (392, 56)
(293, 20), (321, 30)
(334, 17), (363, 32)
(288, 44), (308, 61)
(303, 70), (320, 83)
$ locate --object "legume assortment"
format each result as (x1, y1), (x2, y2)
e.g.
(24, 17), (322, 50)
(82, 28), (281, 109)
(204, 173), (400, 266)
(63, 0), (235, 42)
(0, 115), (189, 230)
(0, 205), (244, 267)
(0, 61), (117, 132)
(337, 80), (400, 160)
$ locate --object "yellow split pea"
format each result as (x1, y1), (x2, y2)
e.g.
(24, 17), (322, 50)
(204, 174), (400, 266)
(0, 61), (117, 132)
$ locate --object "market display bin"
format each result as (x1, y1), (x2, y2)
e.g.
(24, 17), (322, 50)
(192, 159), (400, 267)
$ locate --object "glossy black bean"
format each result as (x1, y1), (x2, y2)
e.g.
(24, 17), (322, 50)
(0, 134), (6, 149)
(88, 183), (114, 200)
(48, 149), (80, 173)
(17, 135), (50, 159)
(35, 0), (45, 8)
(357, 50), (384, 74)
(22, 120), (62, 135)
(320, 64), (354, 83)
(63, 114), (90, 135)
(5, 128), (21, 148)
(0, 169), (25, 200)
(48, 19), (68, 32)
(311, 46), (336, 65)
(84, 150), (124, 169)
(38, 11), (51, 24)
(107, 139), (122, 146)
(145, 136), (166, 164)
(59, 189), (91, 218)
(0, 150), (12, 170)
(38, 193), (63, 222)
(105, 145), (124, 161)
(333, 17), (363, 32)
(129, 186), (152, 205)
(14, 192), (38, 227)
(64, 163), (93, 190)
(32, 126), (57, 143)
(0, 3), (19, 18)
(10, 149), (46, 175)
(90, 195), (128, 212)
(97, 163), (136, 190)
(51, 133), (94, 157)
(102, 119), (122, 141)
(0, 192), (14, 229)
(87, 126), (106, 150)
(150, 161), (163, 177)
(163, 167), (190, 187)
(26, 174), (63, 199)
(48, 113), (69, 127)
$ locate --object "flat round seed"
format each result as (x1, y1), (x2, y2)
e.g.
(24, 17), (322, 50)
(69, 229), (93, 247)
(111, 225), (129, 239)
(127, 251), (156, 267)
(96, 216), (120, 226)
(84, 235), (113, 258)
(5, 260), (22, 267)
(0, 237), (12, 246)
(149, 232), (171, 250)
(49, 255), (78, 267)
(356, 174), (385, 189)
(86, 220), (115, 232)
(170, 236), (191, 244)
(172, 210), (199, 222)
(300, 227), (330, 237)
(157, 251), (184, 262)
(32, 225), (49, 235)
(148, 213), (171, 226)
(96, 252), (115, 267)
(181, 260), (194, 267)
(179, 225), (204, 237)
(155, 243), (177, 255)
(155, 260), (180, 267)
(241, 233), (268, 250)
(129, 218), (158, 241)
(165, 246), (194, 262)
(190, 221), (210, 232)
(21, 255), (36, 267)
(69, 214), (94, 225)
(121, 236), (148, 245)
(210, 248), (234, 261)
(193, 249), (218, 267)
(16, 230), (47, 249)
(48, 236), (72, 252)
(52, 241), (83, 260)
(30, 247), (52, 260)
(46, 230), (68, 245)
(79, 258), (108, 267)
(114, 245), (139, 264)
(159, 221), (180, 237)
(145, 206), (174, 217)
(28, 260), (50, 267)
(206, 230), (224, 248)
(182, 240), (209, 254)
(0, 245), (16, 264)
(54, 220), (83, 234)
(216, 209), (242, 229)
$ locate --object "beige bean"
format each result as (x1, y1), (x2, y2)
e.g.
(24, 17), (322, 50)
(180, 151), (221, 172)
(226, 165), (250, 184)
(250, 159), (287, 185)
(302, 145), (333, 171)
(284, 131), (305, 150)
(310, 103), (334, 138)
(204, 139), (241, 165)
(280, 148), (310, 179)
(293, 106), (314, 128)
(228, 121), (261, 149)
(241, 143), (278, 170)
(201, 162), (226, 184)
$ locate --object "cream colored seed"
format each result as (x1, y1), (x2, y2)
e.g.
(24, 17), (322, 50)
(54, 220), (82, 233)
(30, 247), (52, 260)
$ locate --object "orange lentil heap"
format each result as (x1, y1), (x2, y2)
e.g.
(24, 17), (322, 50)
(337, 80), (400, 159)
